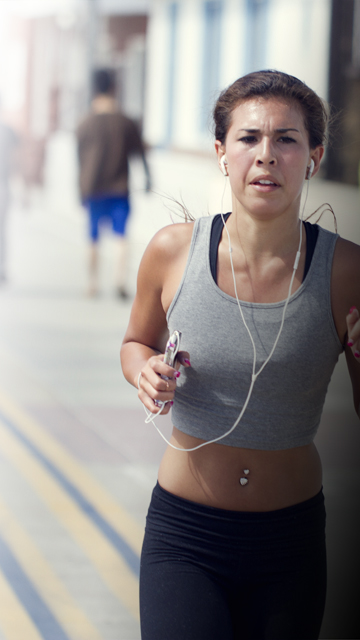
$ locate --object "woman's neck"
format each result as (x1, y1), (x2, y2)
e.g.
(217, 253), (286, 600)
(225, 200), (302, 264)
(218, 203), (306, 304)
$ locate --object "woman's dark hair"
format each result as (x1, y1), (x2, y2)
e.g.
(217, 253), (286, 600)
(213, 70), (329, 149)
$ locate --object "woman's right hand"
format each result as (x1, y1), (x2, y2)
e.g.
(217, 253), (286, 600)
(137, 351), (191, 415)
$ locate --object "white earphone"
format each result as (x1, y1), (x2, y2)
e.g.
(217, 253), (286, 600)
(306, 158), (315, 180)
(220, 155), (228, 176)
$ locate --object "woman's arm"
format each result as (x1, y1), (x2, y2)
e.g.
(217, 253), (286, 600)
(120, 222), (192, 415)
(345, 307), (360, 418)
(332, 238), (360, 418)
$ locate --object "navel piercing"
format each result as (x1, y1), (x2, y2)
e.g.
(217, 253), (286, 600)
(240, 469), (250, 486)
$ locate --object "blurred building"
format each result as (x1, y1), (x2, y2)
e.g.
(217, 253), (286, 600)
(0, 0), (358, 186)
(0, 0), (151, 134)
(144, 0), (331, 151)
(327, 0), (360, 185)
(144, 0), (360, 186)
(0, 0), (151, 192)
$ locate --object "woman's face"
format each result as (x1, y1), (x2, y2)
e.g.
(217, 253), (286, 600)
(216, 98), (323, 221)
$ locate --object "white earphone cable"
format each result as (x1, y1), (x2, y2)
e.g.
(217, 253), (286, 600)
(142, 172), (311, 451)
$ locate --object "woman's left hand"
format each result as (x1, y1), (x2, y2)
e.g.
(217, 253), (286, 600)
(346, 307), (360, 360)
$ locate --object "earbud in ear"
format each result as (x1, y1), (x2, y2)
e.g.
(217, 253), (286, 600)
(220, 155), (228, 176)
(306, 159), (315, 180)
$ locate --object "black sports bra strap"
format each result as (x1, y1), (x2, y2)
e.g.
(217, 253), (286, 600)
(210, 214), (319, 284)
(303, 220), (319, 280)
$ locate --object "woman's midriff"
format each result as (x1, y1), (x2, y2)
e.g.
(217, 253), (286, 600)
(158, 426), (323, 512)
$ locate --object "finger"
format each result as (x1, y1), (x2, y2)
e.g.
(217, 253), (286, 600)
(143, 394), (173, 416)
(346, 307), (360, 343)
(150, 356), (179, 380)
(145, 358), (177, 387)
(176, 351), (191, 369)
(153, 399), (173, 415)
(138, 388), (157, 414)
(138, 383), (174, 415)
(153, 371), (178, 394)
(346, 307), (360, 359)
(346, 306), (359, 331)
(140, 373), (177, 405)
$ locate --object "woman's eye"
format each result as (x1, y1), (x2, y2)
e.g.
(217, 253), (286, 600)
(278, 136), (296, 144)
(239, 136), (257, 144)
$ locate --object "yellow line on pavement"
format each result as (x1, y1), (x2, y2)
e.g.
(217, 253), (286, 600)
(0, 389), (144, 556)
(0, 570), (43, 640)
(0, 420), (140, 620)
(0, 497), (103, 640)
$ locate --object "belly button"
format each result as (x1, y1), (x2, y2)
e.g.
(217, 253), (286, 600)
(239, 469), (250, 486)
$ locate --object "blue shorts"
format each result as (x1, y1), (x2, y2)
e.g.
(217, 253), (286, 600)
(86, 195), (130, 241)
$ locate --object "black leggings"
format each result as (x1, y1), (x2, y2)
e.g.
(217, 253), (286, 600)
(140, 483), (327, 640)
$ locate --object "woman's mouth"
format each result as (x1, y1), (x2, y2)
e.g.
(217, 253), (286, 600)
(251, 178), (280, 191)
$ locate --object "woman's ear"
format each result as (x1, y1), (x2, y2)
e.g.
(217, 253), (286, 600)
(215, 140), (228, 176)
(308, 146), (325, 179)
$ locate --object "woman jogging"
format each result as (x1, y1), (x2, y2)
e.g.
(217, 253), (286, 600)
(121, 70), (360, 640)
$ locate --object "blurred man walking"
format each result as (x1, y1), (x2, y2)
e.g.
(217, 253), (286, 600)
(76, 68), (151, 298)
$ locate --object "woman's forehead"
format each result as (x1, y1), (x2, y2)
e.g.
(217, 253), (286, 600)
(229, 98), (306, 131)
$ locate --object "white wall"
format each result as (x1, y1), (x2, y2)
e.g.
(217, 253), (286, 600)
(171, 1), (203, 149)
(220, 0), (247, 88)
(267, 0), (331, 100)
(144, 0), (332, 149)
(143, 0), (171, 145)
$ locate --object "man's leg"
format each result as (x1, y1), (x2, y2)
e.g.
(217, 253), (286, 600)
(115, 235), (129, 298)
(88, 240), (99, 296)
(111, 196), (130, 298)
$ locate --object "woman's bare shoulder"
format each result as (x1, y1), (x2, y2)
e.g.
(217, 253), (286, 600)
(136, 221), (195, 288)
(150, 221), (195, 255)
(333, 236), (360, 279)
(141, 221), (195, 271)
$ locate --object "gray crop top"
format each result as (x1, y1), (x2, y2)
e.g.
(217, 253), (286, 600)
(167, 215), (343, 450)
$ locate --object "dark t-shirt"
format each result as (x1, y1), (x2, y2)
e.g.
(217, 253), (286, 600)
(76, 111), (145, 200)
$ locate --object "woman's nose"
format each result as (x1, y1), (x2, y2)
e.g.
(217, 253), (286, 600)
(256, 138), (276, 166)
